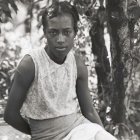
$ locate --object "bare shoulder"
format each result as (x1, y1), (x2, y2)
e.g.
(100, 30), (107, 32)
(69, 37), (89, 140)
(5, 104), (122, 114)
(17, 55), (34, 73)
(15, 54), (35, 87)
(74, 53), (88, 79)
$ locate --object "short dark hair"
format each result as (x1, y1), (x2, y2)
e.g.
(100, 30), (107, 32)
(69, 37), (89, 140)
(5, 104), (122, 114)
(42, 1), (79, 34)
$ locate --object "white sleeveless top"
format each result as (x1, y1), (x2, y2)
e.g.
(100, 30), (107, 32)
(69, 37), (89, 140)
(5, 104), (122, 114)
(20, 48), (80, 120)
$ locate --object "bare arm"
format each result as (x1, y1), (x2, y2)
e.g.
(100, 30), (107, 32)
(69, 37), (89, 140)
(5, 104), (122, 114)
(75, 54), (103, 127)
(4, 55), (35, 135)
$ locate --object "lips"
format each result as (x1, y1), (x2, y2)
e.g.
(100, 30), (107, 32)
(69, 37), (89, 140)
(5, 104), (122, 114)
(55, 47), (67, 51)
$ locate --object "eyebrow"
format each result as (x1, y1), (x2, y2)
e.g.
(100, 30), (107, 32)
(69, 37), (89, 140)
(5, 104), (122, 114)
(63, 28), (73, 30)
(48, 27), (73, 30)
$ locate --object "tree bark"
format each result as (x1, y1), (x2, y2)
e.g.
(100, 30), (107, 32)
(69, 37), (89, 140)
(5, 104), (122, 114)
(89, 7), (111, 124)
(106, 0), (131, 124)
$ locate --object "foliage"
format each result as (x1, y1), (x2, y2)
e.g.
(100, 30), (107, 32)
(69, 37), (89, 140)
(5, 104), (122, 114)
(0, 0), (19, 22)
(124, 19), (140, 138)
(0, 35), (21, 116)
(106, 0), (140, 139)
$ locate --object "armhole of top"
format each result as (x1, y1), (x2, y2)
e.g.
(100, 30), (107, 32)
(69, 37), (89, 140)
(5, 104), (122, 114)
(73, 52), (78, 80)
(74, 53), (87, 80)
(26, 53), (37, 81)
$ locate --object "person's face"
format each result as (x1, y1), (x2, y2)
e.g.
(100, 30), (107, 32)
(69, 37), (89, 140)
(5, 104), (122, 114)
(45, 13), (76, 62)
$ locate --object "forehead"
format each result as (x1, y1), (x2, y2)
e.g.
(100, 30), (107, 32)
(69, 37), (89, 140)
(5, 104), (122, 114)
(47, 14), (74, 29)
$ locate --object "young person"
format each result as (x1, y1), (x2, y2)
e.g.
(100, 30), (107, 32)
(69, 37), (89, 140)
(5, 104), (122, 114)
(4, 1), (117, 140)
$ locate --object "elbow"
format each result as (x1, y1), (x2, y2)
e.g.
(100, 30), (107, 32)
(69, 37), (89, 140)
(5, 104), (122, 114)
(4, 109), (11, 124)
(83, 111), (93, 119)
(81, 108), (93, 118)
(4, 108), (15, 125)
(83, 111), (104, 127)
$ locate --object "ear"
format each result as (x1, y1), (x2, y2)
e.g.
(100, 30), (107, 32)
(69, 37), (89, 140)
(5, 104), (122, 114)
(43, 26), (46, 35)
(74, 31), (77, 38)
(44, 28), (48, 38)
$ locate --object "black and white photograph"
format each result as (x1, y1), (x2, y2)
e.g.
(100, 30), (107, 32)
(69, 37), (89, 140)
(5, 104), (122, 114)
(0, 0), (140, 140)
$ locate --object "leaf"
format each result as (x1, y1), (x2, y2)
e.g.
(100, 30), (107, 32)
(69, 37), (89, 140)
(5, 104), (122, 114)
(8, 0), (18, 13)
(0, 72), (8, 78)
(0, 0), (20, 22)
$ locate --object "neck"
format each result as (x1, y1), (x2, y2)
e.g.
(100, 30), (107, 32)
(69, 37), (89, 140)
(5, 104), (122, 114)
(44, 46), (66, 64)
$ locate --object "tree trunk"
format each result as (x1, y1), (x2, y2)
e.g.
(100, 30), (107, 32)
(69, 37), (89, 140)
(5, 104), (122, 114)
(89, 7), (111, 124)
(106, 0), (131, 124)
(125, 0), (140, 137)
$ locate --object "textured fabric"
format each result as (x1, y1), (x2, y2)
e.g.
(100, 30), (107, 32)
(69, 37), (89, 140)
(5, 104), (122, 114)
(20, 47), (80, 120)
(63, 123), (103, 140)
(63, 123), (115, 140)
(29, 113), (90, 140)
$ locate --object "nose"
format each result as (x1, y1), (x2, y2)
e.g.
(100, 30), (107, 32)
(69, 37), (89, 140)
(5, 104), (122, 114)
(57, 33), (65, 44)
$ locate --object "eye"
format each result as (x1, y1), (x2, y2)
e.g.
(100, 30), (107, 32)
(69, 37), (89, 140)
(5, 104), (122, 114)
(48, 30), (58, 36)
(63, 30), (72, 36)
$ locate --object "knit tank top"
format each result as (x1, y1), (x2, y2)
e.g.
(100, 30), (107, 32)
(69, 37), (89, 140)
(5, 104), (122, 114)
(20, 48), (80, 120)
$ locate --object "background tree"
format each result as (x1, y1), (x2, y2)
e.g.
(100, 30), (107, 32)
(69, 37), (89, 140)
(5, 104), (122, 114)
(73, 0), (140, 139)
(88, 3), (111, 125)
(0, 0), (21, 117)
(106, 0), (140, 138)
